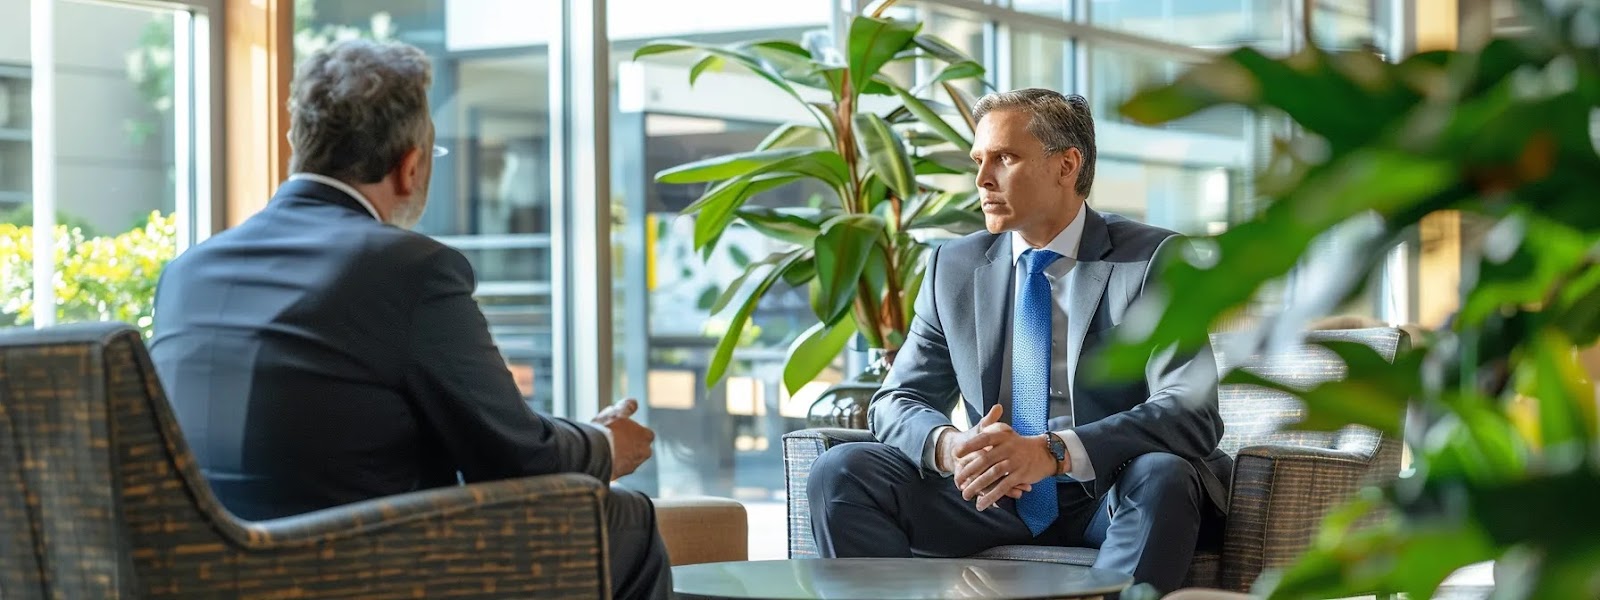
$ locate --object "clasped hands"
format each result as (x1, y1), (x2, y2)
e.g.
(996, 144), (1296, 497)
(936, 405), (1064, 511)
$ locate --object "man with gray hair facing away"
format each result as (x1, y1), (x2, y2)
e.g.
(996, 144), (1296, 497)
(805, 88), (1230, 594)
(149, 40), (670, 599)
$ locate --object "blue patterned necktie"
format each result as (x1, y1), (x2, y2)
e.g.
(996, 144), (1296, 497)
(1012, 248), (1061, 536)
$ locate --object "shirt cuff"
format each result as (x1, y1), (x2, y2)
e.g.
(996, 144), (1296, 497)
(1054, 429), (1096, 481)
(597, 424), (616, 477)
(923, 425), (957, 477)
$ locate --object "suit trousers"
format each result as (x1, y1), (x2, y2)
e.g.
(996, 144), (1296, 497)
(607, 486), (673, 600)
(807, 442), (1219, 594)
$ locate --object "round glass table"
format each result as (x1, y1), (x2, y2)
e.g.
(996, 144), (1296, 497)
(672, 558), (1132, 600)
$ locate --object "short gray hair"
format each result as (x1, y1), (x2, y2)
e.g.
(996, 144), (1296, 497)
(288, 40), (433, 184)
(972, 88), (1096, 197)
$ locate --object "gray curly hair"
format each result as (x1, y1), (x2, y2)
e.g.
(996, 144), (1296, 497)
(972, 88), (1096, 198)
(288, 40), (433, 184)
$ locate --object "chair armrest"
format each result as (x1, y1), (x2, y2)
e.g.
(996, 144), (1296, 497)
(654, 496), (748, 566)
(1219, 444), (1378, 592)
(784, 427), (877, 448)
(782, 427), (876, 559)
(182, 474), (610, 599)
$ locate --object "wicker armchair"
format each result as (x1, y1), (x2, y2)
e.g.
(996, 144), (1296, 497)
(782, 327), (1409, 593)
(0, 322), (736, 599)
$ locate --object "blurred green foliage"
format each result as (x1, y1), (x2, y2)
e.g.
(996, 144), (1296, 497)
(1111, 1), (1600, 598)
(1, 211), (176, 337)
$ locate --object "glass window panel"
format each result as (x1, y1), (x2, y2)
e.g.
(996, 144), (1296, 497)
(3, 0), (205, 334)
(612, 5), (832, 561)
(1087, 45), (1248, 140)
(1090, 159), (1232, 236)
(1009, 28), (1073, 92)
(1313, 0), (1388, 51)
(1009, 0), (1071, 20)
(296, 0), (560, 414)
(922, 7), (988, 99)
(1089, 0), (1289, 51)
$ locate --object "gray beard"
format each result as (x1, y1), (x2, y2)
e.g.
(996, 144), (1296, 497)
(386, 195), (426, 229)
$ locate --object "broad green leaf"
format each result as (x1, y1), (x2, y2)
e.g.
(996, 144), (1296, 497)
(907, 206), (984, 233)
(757, 124), (831, 150)
(1221, 369), (1408, 435)
(920, 60), (986, 90)
(901, 267), (925, 322)
(1554, 263), (1600, 346)
(914, 158), (965, 176)
(1263, 521), (1498, 600)
(1461, 214), (1594, 327)
(942, 81), (978, 132)
(694, 175), (800, 255)
(689, 54), (724, 85)
(710, 250), (799, 314)
(661, 148), (823, 185)
(1511, 329), (1596, 449)
(735, 207), (823, 246)
(854, 112), (918, 201)
(918, 150), (977, 174)
(813, 214), (888, 325)
(782, 255), (816, 288)
(742, 40), (811, 58)
(695, 285), (719, 311)
(1425, 396), (1526, 482)
(634, 41), (830, 132)
(1096, 150), (1457, 380)
(784, 315), (858, 395)
(673, 151), (849, 209)
(847, 16), (921, 97)
(814, 66), (897, 99)
(912, 34), (978, 66)
(892, 85), (973, 152)
(707, 250), (807, 385)
(728, 245), (751, 268)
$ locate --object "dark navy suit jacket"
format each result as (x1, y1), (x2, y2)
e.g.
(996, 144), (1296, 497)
(148, 178), (609, 520)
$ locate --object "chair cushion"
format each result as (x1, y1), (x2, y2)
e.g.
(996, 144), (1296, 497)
(967, 546), (1222, 588)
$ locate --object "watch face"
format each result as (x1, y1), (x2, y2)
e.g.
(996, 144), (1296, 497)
(1048, 434), (1067, 460)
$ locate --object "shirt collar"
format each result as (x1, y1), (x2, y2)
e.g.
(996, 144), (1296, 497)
(287, 173), (382, 222)
(1010, 205), (1087, 265)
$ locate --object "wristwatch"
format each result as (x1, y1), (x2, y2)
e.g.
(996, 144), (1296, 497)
(1044, 432), (1068, 475)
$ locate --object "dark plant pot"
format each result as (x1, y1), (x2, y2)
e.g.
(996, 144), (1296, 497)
(805, 348), (891, 430)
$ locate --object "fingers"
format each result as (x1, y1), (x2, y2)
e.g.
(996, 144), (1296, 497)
(977, 471), (1030, 511)
(952, 423), (1013, 457)
(954, 448), (1005, 491)
(960, 459), (1014, 502)
(613, 398), (639, 418)
(1004, 483), (1032, 500)
(977, 404), (1003, 428)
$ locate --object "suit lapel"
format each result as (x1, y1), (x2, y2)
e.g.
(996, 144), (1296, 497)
(973, 234), (1012, 412)
(1066, 209), (1113, 393)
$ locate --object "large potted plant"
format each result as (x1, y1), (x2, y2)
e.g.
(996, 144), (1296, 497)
(1107, 0), (1600, 597)
(636, 0), (989, 420)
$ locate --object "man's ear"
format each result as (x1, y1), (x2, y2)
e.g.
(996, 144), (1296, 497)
(1058, 148), (1082, 190)
(393, 146), (423, 196)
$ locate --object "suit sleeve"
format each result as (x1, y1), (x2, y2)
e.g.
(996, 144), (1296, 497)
(869, 244), (963, 473)
(1071, 235), (1224, 498)
(401, 246), (612, 483)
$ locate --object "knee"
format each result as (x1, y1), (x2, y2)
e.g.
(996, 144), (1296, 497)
(1120, 453), (1200, 505)
(806, 443), (894, 502)
(607, 486), (659, 530)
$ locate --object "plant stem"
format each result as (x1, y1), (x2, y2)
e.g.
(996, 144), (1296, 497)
(870, 0), (902, 19)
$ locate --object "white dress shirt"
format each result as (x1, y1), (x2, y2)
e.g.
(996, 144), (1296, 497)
(925, 206), (1097, 481)
(288, 173), (383, 221)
